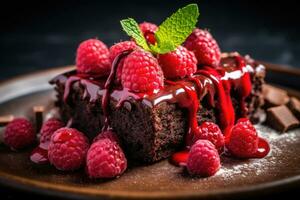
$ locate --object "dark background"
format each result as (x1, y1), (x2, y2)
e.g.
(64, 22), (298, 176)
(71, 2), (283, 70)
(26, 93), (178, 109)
(0, 0), (300, 199)
(0, 0), (300, 81)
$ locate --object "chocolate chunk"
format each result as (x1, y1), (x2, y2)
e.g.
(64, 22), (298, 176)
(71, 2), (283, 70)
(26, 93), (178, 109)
(0, 115), (14, 126)
(266, 105), (299, 132)
(288, 97), (300, 120)
(263, 84), (290, 108)
(33, 106), (44, 132)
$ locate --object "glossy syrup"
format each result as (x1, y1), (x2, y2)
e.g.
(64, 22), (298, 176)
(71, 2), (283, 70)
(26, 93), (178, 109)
(197, 67), (236, 139)
(254, 137), (270, 158)
(47, 53), (269, 167)
(165, 80), (201, 147)
(30, 145), (49, 164)
(171, 55), (269, 165)
(30, 126), (83, 164)
(143, 30), (156, 45)
(171, 136), (270, 166)
(171, 150), (189, 166)
(101, 50), (132, 131)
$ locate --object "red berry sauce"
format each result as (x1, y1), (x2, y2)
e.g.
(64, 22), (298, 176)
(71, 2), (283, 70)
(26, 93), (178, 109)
(171, 150), (189, 166)
(50, 52), (270, 167)
(165, 80), (202, 147)
(144, 31), (156, 45)
(30, 145), (49, 164)
(254, 137), (270, 158)
(169, 54), (269, 165)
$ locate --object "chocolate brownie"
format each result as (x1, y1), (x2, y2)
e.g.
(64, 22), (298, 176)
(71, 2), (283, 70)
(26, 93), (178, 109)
(51, 54), (265, 163)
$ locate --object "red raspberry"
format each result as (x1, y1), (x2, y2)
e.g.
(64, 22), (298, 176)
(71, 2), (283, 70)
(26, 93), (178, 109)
(76, 39), (111, 76)
(121, 49), (164, 93)
(226, 118), (258, 158)
(193, 122), (225, 153)
(139, 22), (158, 35)
(139, 22), (158, 45)
(86, 137), (127, 178)
(184, 28), (221, 67)
(40, 118), (64, 146)
(48, 128), (89, 171)
(93, 130), (119, 143)
(4, 118), (35, 150)
(109, 41), (137, 83)
(187, 140), (221, 177)
(157, 46), (197, 79)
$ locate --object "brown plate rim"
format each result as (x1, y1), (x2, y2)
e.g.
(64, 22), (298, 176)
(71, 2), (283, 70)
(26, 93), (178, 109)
(0, 64), (300, 199)
(0, 170), (300, 199)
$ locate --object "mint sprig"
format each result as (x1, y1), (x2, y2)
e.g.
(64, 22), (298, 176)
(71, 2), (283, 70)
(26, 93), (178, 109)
(120, 4), (200, 54)
(120, 18), (151, 52)
(151, 4), (199, 54)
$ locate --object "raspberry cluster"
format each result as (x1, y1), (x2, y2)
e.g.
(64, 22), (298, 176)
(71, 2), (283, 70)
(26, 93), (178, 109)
(2, 12), (270, 180)
(3, 118), (127, 178)
(75, 22), (221, 93)
(51, 23), (267, 177)
(184, 118), (268, 177)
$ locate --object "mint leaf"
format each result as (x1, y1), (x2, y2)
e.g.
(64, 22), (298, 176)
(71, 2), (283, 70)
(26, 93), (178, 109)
(120, 4), (199, 54)
(120, 18), (151, 51)
(150, 4), (199, 54)
(150, 41), (175, 54)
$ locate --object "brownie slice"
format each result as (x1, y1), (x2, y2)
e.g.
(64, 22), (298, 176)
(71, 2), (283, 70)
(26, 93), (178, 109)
(51, 55), (265, 163)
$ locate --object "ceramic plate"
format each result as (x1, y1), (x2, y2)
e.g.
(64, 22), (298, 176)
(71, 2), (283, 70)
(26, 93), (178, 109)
(0, 65), (299, 199)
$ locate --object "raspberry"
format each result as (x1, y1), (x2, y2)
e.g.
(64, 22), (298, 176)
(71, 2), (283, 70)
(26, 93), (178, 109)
(4, 118), (35, 150)
(157, 46), (197, 79)
(121, 49), (164, 93)
(109, 41), (137, 83)
(226, 118), (259, 158)
(48, 128), (89, 171)
(76, 39), (111, 76)
(187, 140), (221, 177)
(193, 122), (225, 153)
(184, 28), (221, 67)
(139, 22), (158, 45)
(93, 130), (119, 143)
(139, 22), (158, 35)
(86, 137), (127, 178)
(40, 118), (64, 146)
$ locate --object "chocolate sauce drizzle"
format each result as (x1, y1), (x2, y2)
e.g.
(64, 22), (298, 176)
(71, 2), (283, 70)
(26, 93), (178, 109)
(101, 50), (132, 131)
(57, 54), (256, 136)
(47, 53), (270, 166)
(166, 80), (201, 147)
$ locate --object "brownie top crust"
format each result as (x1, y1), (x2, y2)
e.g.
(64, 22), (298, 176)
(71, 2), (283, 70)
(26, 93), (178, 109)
(50, 53), (265, 110)
(51, 52), (266, 163)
